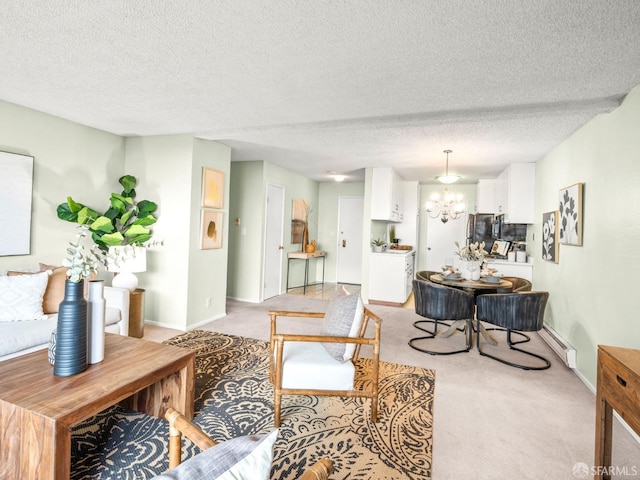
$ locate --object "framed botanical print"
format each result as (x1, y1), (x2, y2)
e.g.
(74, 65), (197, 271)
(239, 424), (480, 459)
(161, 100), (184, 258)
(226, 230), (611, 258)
(202, 167), (224, 209)
(200, 210), (223, 249)
(542, 211), (559, 263)
(558, 183), (583, 246)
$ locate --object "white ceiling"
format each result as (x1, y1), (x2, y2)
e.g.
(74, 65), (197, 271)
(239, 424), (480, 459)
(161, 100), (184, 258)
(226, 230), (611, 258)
(2, 1), (640, 183)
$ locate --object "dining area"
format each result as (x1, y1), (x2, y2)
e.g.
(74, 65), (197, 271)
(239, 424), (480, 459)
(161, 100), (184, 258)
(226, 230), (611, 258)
(409, 267), (551, 370)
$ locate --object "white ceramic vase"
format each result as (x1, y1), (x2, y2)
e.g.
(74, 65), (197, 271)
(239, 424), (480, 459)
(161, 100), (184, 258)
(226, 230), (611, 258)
(87, 280), (106, 364)
(457, 260), (482, 281)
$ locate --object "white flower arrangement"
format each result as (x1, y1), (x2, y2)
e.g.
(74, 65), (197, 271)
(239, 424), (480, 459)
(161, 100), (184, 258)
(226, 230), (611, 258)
(454, 241), (488, 262)
(62, 225), (109, 283)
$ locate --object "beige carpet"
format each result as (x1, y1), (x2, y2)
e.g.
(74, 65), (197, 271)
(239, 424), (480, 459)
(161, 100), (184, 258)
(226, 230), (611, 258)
(164, 330), (435, 479)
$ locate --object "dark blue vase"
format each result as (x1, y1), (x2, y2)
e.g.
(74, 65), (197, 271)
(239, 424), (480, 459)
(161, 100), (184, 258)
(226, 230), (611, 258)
(54, 280), (88, 377)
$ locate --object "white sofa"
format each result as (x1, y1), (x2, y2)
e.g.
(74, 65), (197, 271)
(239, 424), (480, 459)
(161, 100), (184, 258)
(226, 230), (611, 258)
(0, 267), (130, 362)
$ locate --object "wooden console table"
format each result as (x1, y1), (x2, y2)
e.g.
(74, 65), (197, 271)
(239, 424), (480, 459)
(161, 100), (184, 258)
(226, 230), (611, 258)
(0, 334), (195, 480)
(594, 345), (640, 479)
(286, 250), (326, 293)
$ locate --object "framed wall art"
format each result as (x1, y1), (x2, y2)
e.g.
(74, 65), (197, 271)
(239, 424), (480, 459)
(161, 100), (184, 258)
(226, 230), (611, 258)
(542, 211), (559, 263)
(0, 151), (34, 256)
(200, 210), (223, 249)
(558, 183), (583, 246)
(202, 167), (224, 209)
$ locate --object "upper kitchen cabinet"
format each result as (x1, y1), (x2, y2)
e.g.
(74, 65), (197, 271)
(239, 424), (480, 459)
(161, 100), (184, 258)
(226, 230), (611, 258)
(496, 163), (536, 224)
(371, 167), (404, 222)
(476, 179), (497, 213)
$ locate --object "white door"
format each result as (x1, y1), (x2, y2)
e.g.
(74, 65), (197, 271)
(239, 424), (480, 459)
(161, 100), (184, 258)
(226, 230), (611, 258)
(263, 184), (284, 300)
(425, 211), (468, 271)
(337, 196), (364, 284)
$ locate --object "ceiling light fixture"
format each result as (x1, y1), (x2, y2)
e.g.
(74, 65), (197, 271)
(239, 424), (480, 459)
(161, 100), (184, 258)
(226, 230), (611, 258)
(426, 150), (465, 223)
(435, 149), (461, 184)
(327, 170), (346, 182)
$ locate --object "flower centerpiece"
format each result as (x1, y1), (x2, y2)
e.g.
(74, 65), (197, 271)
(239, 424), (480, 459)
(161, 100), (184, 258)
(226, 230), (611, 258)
(454, 241), (487, 280)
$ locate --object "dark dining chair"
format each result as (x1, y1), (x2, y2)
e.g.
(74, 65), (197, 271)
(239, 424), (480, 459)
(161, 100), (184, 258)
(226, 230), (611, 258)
(497, 276), (532, 293)
(475, 291), (550, 370)
(409, 279), (475, 355)
(416, 271), (438, 282)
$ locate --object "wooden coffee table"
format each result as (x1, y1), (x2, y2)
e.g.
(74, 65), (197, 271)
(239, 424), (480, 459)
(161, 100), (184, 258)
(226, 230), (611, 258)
(0, 334), (195, 480)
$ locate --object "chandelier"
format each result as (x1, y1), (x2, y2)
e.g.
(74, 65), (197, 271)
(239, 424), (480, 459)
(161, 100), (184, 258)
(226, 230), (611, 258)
(426, 150), (466, 223)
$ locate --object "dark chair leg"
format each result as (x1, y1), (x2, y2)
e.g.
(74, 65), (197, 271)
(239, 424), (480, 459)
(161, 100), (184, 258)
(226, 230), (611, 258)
(409, 319), (471, 355)
(476, 320), (550, 370)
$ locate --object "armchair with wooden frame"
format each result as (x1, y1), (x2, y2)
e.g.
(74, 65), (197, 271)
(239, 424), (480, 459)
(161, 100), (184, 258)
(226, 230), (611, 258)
(160, 408), (334, 480)
(268, 304), (382, 428)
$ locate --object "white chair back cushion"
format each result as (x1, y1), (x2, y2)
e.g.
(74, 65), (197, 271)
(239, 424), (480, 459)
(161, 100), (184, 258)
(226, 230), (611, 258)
(320, 288), (364, 362)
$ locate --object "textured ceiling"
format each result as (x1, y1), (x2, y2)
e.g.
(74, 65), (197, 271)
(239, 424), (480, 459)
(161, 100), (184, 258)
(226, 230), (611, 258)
(2, 1), (640, 183)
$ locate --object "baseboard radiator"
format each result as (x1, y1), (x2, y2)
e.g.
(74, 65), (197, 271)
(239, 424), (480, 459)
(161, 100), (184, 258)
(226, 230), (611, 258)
(537, 323), (577, 369)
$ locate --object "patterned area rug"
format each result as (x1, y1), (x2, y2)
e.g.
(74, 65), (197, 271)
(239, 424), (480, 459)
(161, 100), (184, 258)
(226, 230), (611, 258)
(71, 331), (434, 479)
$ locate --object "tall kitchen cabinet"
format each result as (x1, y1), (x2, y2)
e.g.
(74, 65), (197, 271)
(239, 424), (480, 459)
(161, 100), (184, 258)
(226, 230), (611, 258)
(476, 163), (535, 224)
(495, 163), (535, 224)
(371, 168), (404, 222)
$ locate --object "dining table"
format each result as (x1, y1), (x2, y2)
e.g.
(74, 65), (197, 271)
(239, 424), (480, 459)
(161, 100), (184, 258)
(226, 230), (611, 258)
(429, 273), (514, 346)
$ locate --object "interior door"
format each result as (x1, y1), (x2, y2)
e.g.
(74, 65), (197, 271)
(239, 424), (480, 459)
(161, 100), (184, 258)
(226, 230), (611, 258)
(425, 210), (468, 271)
(337, 196), (364, 284)
(263, 183), (284, 300)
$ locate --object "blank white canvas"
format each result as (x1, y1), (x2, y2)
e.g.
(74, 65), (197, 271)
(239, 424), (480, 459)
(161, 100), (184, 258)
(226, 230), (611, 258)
(0, 152), (34, 256)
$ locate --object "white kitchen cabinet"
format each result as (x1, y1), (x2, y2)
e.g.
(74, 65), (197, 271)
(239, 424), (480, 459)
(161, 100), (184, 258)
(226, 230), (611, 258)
(371, 168), (404, 222)
(369, 250), (415, 304)
(394, 181), (419, 248)
(495, 163), (535, 224)
(476, 179), (496, 213)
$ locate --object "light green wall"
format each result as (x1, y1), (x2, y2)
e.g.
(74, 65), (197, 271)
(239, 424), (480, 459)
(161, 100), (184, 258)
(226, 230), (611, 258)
(0, 100), (231, 331)
(227, 160), (319, 302)
(533, 84), (640, 387)
(0, 100), (125, 273)
(125, 135), (230, 330)
(186, 139), (231, 327)
(227, 161), (264, 302)
(125, 135), (193, 329)
(317, 181), (365, 282)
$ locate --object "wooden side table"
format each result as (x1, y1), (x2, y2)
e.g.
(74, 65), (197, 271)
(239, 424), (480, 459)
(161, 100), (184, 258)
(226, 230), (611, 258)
(129, 288), (145, 338)
(594, 345), (640, 479)
(286, 250), (326, 293)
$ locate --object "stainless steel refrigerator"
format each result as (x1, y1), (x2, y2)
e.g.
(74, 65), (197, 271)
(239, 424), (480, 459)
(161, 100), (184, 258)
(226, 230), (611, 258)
(466, 213), (496, 253)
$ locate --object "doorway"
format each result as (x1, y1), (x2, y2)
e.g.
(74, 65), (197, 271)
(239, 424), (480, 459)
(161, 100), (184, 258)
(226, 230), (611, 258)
(263, 183), (284, 300)
(337, 196), (364, 284)
(424, 211), (468, 271)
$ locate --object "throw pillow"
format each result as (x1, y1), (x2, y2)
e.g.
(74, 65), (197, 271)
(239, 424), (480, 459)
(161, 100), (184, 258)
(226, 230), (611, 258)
(8, 265), (67, 314)
(320, 287), (364, 362)
(151, 429), (278, 480)
(0, 271), (49, 322)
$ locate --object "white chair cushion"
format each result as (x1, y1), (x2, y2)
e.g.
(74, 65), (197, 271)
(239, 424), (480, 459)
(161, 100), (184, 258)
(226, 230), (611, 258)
(281, 341), (355, 390)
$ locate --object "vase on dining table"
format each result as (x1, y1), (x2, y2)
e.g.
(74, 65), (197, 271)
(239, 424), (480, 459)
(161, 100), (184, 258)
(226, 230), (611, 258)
(456, 260), (482, 281)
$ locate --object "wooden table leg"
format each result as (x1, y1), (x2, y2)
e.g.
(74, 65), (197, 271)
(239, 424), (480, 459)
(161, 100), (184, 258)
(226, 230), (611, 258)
(594, 393), (613, 480)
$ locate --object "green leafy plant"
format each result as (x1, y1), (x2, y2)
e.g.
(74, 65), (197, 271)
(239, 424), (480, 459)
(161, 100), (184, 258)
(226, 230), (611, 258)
(57, 175), (158, 252)
(371, 238), (386, 246)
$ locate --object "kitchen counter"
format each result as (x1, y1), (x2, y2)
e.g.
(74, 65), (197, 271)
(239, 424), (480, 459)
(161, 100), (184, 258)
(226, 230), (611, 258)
(485, 257), (533, 281)
(371, 248), (415, 256)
